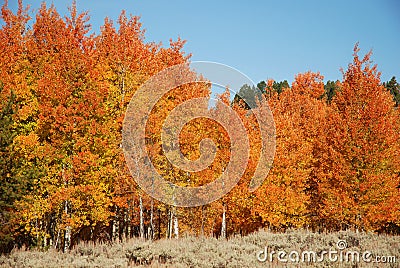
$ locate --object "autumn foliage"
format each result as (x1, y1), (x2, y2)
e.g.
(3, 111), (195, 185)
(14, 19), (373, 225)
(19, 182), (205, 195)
(0, 1), (399, 253)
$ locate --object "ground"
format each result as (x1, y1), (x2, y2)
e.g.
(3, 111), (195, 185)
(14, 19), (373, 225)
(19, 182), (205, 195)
(1, 229), (399, 267)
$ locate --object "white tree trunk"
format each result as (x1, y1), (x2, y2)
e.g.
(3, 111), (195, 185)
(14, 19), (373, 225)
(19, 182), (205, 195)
(221, 204), (226, 239)
(64, 200), (71, 251)
(112, 206), (119, 242)
(127, 200), (132, 238)
(201, 206), (205, 237)
(43, 230), (47, 248)
(150, 198), (154, 240)
(121, 208), (127, 240)
(173, 214), (179, 238)
(54, 229), (60, 249)
(168, 209), (173, 239)
(139, 197), (144, 239)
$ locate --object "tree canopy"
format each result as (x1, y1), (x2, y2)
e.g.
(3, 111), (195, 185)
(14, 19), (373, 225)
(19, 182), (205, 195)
(1, 1), (399, 253)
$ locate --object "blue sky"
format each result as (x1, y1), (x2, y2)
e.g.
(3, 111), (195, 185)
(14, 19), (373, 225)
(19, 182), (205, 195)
(8, 0), (400, 84)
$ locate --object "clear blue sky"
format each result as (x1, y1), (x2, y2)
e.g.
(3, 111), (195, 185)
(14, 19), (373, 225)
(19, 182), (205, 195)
(8, 0), (400, 84)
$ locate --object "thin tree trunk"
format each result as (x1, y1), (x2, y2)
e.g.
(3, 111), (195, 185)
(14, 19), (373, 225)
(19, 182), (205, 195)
(112, 205), (119, 242)
(168, 208), (173, 239)
(43, 230), (47, 248)
(158, 208), (161, 239)
(54, 229), (60, 249)
(62, 165), (71, 251)
(127, 200), (131, 238)
(221, 203), (226, 239)
(173, 213), (179, 238)
(111, 218), (116, 241)
(139, 196), (144, 239)
(165, 209), (169, 239)
(35, 218), (39, 247)
(121, 208), (127, 240)
(150, 198), (154, 240)
(201, 206), (205, 237)
(64, 200), (71, 251)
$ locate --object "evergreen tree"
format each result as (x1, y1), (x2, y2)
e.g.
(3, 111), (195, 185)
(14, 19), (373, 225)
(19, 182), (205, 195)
(383, 76), (400, 106)
(0, 87), (25, 252)
(257, 81), (266, 92)
(273, 80), (290, 95)
(232, 84), (263, 109)
(324, 80), (340, 103)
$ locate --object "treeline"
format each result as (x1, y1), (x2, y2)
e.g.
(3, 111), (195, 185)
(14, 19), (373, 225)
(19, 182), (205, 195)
(1, 2), (399, 253)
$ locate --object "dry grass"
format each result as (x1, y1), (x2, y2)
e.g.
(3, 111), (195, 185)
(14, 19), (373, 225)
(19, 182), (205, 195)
(1, 229), (399, 267)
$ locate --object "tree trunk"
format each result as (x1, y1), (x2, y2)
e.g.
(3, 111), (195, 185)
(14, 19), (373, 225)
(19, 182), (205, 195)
(127, 200), (132, 239)
(63, 200), (71, 251)
(173, 213), (179, 238)
(112, 205), (119, 242)
(139, 196), (144, 239)
(121, 208), (127, 240)
(201, 206), (205, 237)
(35, 219), (39, 247)
(62, 164), (71, 251)
(167, 208), (173, 239)
(221, 203), (226, 239)
(54, 229), (60, 249)
(149, 198), (154, 240)
(43, 227), (47, 248)
(158, 208), (161, 239)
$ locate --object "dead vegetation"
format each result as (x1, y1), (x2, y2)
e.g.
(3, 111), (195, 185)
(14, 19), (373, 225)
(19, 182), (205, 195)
(1, 229), (398, 267)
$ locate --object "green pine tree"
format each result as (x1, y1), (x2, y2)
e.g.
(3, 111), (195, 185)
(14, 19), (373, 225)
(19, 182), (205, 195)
(0, 87), (19, 252)
(0, 85), (39, 253)
(383, 76), (400, 107)
(324, 80), (340, 103)
(232, 84), (263, 109)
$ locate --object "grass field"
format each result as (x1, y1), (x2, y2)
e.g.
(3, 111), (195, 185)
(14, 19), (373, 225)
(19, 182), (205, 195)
(1, 229), (399, 267)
